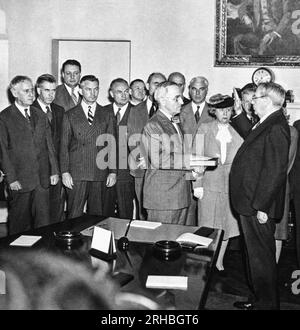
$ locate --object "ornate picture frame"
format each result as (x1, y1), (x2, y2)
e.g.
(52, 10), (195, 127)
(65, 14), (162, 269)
(215, 0), (300, 67)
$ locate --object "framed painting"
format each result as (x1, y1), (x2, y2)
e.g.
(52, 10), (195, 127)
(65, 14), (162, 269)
(215, 0), (300, 66)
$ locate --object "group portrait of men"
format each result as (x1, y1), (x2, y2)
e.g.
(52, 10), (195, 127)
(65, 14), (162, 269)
(0, 57), (298, 310)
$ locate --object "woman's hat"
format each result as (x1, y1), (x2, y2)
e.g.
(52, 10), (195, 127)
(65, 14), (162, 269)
(208, 94), (234, 109)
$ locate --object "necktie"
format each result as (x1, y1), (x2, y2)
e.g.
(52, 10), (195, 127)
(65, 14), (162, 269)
(195, 105), (200, 123)
(24, 108), (31, 124)
(149, 102), (156, 118)
(87, 106), (94, 125)
(71, 88), (78, 105)
(46, 106), (52, 123)
(116, 108), (121, 125)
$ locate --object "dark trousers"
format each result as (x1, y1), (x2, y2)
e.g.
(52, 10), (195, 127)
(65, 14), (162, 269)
(49, 180), (65, 223)
(292, 192), (300, 268)
(104, 179), (135, 219)
(239, 215), (279, 310)
(66, 180), (106, 219)
(8, 184), (50, 235)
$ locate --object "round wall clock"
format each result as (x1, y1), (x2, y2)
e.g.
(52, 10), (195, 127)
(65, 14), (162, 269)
(252, 67), (274, 85)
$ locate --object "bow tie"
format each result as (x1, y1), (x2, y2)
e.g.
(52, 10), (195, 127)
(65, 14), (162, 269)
(171, 115), (180, 124)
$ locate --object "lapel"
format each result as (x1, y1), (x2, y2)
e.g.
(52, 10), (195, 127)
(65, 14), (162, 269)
(182, 102), (197, 133)
(234, 110), (283, 159)
(73, 104), (92, 134)
(11, 104), (33, 131)
(88, 103), (102, 136)
(119, 103), (131, 125)
(156, 110), (182, 145)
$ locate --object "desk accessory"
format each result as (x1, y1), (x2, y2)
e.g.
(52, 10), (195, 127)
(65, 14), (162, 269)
(89, 226), (116, 261)
(10, 235), (42, 247)
(146, 275), (188, 290)
(54, 231), (83, 248)
(117, 219), (133, 251)
(152, 240), (182, 261)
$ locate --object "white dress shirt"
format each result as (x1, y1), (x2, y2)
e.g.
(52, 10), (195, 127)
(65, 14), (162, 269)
(192, 101), (206, 117)
(113, 103), (128, 122)
(15, 101), (31, 118)
(64, 84), (80, 100)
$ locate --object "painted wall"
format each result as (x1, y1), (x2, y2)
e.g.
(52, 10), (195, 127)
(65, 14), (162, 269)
(0, 0), (300, 111)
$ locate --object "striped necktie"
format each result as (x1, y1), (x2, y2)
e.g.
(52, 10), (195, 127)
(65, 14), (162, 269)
(71, 88), (78, 105)
(87, 106), (94, 125)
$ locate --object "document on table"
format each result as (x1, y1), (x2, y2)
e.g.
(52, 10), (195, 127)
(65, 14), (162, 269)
(146, 275), (188, 290)
(10, 235), (42, 247)
(130, 220), (162, 229)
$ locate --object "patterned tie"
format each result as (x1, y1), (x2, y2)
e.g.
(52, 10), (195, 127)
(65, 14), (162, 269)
(46, 106), (52, 123)
(149, 102), (156, 118)
(71, 88), (78, 105)
(195, 105), (200, 123)
(87, 106), (94, 125)
(116, 108), (121, 125)
(24, 108), (31, 124)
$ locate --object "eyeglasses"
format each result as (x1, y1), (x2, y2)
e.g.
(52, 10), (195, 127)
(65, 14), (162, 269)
(252, 95), (267, 101)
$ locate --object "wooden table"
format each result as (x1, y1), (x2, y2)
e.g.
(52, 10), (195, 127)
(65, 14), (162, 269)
(0, 215), (223, 310)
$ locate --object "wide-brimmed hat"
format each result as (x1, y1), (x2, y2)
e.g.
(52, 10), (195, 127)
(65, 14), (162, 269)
(208, 94), (234, 108)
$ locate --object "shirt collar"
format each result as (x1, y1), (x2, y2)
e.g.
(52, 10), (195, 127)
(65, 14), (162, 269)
(15, 101), (31, 116)
(81, 100), (96, 115)
(64, 83), (80, 96)
(159, 109), (173, 121)
(113, 102), (128, 115)
(37, 99), (51, 113)
(192, 101), (205, 114)
(146, 97), (153, 113)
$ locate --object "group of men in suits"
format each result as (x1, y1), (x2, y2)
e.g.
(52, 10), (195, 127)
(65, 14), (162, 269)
(0, 57), (295, 310)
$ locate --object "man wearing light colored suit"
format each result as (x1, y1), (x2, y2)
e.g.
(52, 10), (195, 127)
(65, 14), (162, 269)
(60, 75), (117, 219)
(141, 81), (191, 224)
(180, 76), (214, 225)
(127, 72), (166, 219)
(0, 76), (59, 234)
(33, 74), (65, 224)
(54, 59), (82, 111)
(230, 82), (290, 310)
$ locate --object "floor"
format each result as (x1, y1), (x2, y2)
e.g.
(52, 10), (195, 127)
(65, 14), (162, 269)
(207, 234), (300, 310)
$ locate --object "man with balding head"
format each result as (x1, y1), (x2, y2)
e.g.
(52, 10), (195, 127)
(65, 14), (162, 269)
(0, 76), (59, 234)
(168, 72), (190, 105)
(230, 82), (290, 310)
(103, 78), (135, 219)
(141, 81), (191, 224)
(127, 72), (166, 219)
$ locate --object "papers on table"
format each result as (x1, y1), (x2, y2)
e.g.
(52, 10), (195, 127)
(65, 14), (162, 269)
(176, 233), (213, 247)
(130, 220), (162, 229)
(146, 275), (188, 290)
(9, 235), (42, 247)
(91, 226), (116, 255)
(190, 155), (218, 167)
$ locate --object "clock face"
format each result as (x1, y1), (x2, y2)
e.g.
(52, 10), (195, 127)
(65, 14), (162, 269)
(252, 68), (273, 85)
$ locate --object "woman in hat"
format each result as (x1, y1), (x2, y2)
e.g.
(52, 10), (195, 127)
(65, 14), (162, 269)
(193, 94), (243, 271)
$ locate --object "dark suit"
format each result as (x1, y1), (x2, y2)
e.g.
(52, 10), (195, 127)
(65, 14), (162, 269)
(142, 110), (191, 224)
(0, 104), (58, 234)
(53, 84), (82, 111)
(60, 103), (116, 219)
(102, 103), (135, 219)
(230, 109), (290, 309)
(290, 120), (300, 267)
(127, 100), (149, 219)
(33, 100), (65, 224)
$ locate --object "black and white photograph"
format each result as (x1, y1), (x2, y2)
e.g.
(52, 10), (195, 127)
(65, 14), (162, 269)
(0, 0), (300, 316)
